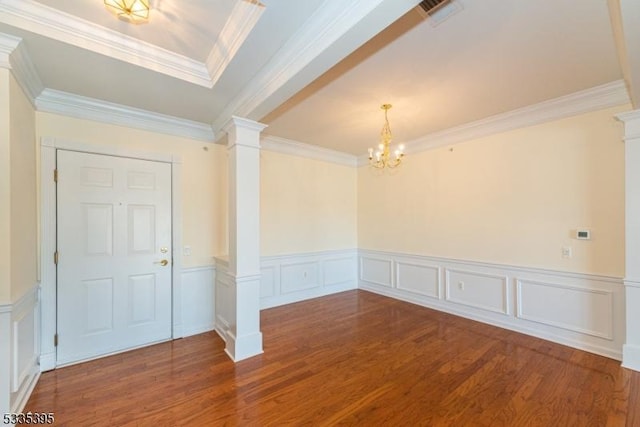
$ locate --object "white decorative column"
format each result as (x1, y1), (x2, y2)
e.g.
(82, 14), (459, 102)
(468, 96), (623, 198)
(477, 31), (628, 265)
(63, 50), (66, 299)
(223, 116), (266, 361)
(618, 109), (640, 371)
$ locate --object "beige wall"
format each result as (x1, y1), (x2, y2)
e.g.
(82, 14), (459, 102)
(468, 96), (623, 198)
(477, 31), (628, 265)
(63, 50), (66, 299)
(0, 70), (10, 303)
(36, 113), (227, 268)
(261, 150), (357, 256)
(359, 105), (628, 276)
(9, 75), (37, 301)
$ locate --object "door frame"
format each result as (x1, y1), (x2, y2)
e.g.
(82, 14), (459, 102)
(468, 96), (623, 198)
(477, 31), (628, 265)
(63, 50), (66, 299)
(39, 137), (183, 370)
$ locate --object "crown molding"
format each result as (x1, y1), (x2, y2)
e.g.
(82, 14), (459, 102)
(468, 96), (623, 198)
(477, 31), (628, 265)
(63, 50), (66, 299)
(212, 0), (390, 134)
(0, 32), (43, 106)
(206, 0), (265, 87)
(0, 31), (19, 69)
(36, 89), (215, 141)
(407, 80), (630, 153)
(261, 135), (358, 167)
(0, 0), (211, 87)
(9, 39), (43, 104)
(357, 80), (631, 166)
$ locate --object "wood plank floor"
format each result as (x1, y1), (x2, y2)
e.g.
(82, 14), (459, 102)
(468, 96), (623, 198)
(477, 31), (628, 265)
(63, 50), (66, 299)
(23, 290), (640, 426)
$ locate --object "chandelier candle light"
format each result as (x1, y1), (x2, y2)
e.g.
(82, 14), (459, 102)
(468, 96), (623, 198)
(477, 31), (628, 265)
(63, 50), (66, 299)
(104, 0), (150, 23)
(368, 104), (405, 169)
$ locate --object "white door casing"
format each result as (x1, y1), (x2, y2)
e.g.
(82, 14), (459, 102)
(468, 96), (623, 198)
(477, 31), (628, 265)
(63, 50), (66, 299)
(56, 150), (172, 365)
(39, 138), (183, 371)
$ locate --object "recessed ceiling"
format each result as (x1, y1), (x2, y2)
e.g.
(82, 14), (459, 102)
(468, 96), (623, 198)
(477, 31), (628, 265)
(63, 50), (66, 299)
(0, 0), (635, 153)
(31, 0), (236, 61)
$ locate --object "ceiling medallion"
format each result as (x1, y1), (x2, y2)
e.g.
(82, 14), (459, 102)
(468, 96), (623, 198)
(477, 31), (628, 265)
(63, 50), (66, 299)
(104, 0), (150, 24)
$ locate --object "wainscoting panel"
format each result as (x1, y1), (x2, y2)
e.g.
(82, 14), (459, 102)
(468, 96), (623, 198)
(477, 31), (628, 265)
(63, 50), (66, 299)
(360, 256), (393, 288)
(181, 266), (216, 338)
(260, 266), (277, 298)
(358, 249), (624, 360)
(396, 261), (440, 299)
(0, 285), (41, 415)
(214, 258), (233, 344)
(260, 250), (358, 309)
(445, 269), (509, 315)
(324, 257), (357, 287)
(516, 279), (614, 339)
(281, 261), (319, 294)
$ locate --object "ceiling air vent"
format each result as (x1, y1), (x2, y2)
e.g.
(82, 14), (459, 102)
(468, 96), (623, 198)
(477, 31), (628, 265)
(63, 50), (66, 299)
(417, 0), (463, 26)
(419, 0), (451, 15)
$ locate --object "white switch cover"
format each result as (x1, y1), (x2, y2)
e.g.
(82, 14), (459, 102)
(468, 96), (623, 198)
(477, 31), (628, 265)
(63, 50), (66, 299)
(562, 246), (572, 259)
(183, 246), (191, 256)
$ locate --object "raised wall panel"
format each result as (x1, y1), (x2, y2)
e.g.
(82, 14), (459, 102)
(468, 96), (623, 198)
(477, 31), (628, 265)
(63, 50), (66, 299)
(84, 204), (113, 256)
(260, 266), (276, 298)
(445, 269), (509, 315)
(324, 257), (356, 286)
(516, 279), (614, 339)
(257, 250), (358, 309)
(5, 286), (40, 414)
(360, 257), (393, 288)
(181, 267), (215, 337)
(80, 167), (113, 187)
(127, 171), (156, 190)
(128, 274), (157, 326)
(281, 262), (319, 294)
(84, 278), (114, 334)
(397, 262), (440, 299)
(128, 205), (155, 254)
(11, 308), (35, 393)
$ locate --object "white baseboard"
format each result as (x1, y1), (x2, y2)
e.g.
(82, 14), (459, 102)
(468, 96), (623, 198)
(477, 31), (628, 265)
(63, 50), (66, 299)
(359, 250), (625, 360)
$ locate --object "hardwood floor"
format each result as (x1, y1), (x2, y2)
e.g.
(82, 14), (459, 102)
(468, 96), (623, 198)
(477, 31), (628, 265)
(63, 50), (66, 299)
(23, 290), (639, 426)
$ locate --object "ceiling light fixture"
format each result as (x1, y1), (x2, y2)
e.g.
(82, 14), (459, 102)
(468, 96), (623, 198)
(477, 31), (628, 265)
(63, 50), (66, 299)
(104, 0), (150, 24)
(368, 104), (405, 169)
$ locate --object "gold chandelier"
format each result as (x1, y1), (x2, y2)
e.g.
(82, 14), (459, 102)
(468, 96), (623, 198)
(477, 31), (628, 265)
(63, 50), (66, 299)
(104, 0), (150, 24)
(368, 104), (405, 169)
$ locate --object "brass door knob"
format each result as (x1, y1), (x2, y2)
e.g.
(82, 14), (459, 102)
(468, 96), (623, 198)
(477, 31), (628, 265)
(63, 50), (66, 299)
(154, 259), (169, 266)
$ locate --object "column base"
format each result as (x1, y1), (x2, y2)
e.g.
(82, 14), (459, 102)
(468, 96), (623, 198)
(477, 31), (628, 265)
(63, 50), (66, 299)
(225, 331), (263, 362)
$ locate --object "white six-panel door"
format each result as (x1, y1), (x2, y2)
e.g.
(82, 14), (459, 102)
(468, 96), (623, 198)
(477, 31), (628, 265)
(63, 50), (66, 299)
(56, 150), (172, 366)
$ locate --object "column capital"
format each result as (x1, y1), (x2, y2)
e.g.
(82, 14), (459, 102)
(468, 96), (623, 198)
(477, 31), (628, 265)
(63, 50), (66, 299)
(224, 116), (268, 133)
(223, 116), (268, 149)
(616, 109), (640, 142)
(0, 33), (20, 70)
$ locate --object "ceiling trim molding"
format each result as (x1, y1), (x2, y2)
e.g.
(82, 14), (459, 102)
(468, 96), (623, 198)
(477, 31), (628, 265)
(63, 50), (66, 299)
(0, 32), (43, 105)
(262, 135), (357, 167)
(211, 0), (389, 135)
(35, 89), (215, 142)
(9, 39), (43, 104)
(357, 80), (631, 166)
(0, 0), (212, 87)
(206, 0), (265, 87)
(407, 80), (630, 153)
(0, 31), (20, 69)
